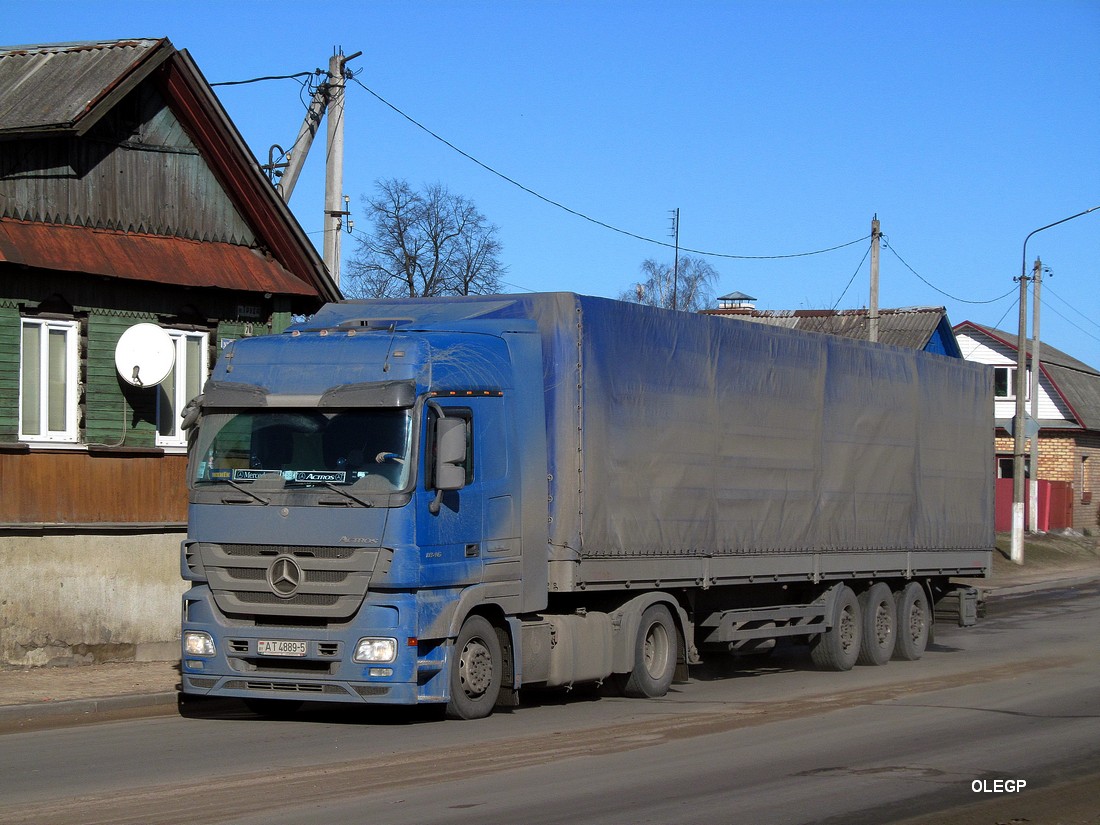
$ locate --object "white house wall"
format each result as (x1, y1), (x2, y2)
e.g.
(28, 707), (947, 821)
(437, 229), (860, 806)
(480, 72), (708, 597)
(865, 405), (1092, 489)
(957, 332), (1075, 424)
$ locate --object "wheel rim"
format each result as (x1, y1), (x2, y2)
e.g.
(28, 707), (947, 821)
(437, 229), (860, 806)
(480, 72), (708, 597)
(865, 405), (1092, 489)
(643, 621), (671, 679)
(905, 602), (925, 644)
(874, 601), (892, 645)
(458, 637), (494, 699)
(839, 606), (857, 653)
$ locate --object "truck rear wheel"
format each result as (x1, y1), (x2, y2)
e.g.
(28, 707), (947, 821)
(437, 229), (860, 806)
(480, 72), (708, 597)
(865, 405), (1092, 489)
(446, 615), (503, 720)
(893, 582), (930, 661)
(617, 604), (678, 698)
(810, 585), (861, 671)
(856, 582), (896, 665)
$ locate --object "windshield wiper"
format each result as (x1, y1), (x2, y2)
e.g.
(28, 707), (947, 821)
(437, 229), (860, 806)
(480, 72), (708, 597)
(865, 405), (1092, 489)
(314, 480), (374, 508)
(223, 477), (271, 505)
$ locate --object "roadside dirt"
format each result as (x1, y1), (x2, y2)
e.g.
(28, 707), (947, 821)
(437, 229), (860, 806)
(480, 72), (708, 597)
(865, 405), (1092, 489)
(974, 531), (1100, 589)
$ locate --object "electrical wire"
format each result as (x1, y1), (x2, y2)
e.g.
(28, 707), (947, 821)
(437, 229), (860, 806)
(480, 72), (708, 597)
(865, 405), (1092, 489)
(882, 237), (1018, 305)
(1040, 301), (1100, 346)
(830, 240), (873, 310)
(211, 71), (319, 87)
(1044, 283), (1100, 333)
(349, 74), (868, 261)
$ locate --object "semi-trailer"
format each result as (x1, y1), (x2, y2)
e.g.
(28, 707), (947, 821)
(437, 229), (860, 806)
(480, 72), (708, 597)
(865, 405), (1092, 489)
(180, 293), (992, 719)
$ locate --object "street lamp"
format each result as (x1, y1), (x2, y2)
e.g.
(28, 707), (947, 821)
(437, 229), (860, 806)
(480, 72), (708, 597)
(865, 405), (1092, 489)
(1011, 205), (1100, 564)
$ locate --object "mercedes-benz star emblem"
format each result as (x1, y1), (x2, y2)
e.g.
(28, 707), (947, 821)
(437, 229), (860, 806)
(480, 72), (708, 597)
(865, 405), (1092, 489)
(267, 556), (302, 598)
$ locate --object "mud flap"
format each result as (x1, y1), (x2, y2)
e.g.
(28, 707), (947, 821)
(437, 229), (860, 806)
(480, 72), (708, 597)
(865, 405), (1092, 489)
(934, 585), (982, 627)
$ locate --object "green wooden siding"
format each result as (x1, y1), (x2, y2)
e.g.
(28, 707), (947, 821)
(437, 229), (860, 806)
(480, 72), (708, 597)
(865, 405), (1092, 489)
(0, 303), (20, 440)
(85, 311), (160, 447)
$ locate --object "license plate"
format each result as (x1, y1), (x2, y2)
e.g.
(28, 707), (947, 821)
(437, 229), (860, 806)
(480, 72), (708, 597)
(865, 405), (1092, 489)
(257, 639), (308, 657)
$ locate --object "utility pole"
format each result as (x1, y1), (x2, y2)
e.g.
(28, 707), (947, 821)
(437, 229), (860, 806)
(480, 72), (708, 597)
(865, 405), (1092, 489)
(670, 208), (680, 310)
(869, 215), (880, 342)
(1028, 258), (1043, 534)
(275, 81), (326, 201)
(1011, 267), (1029, 564)
(269, 49), (361, 289)
(323, 50), (360, 289)
(1011, 205), (1099, 565)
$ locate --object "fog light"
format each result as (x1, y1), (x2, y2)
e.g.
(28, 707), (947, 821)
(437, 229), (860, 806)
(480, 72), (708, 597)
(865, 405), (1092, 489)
(354, 637), (397, 663)
(369, 667), (393, 677)
(184, 631), (216, 657)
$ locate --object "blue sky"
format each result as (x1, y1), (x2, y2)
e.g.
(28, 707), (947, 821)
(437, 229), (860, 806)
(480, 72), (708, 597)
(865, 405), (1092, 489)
(6, 1), (1099, 365)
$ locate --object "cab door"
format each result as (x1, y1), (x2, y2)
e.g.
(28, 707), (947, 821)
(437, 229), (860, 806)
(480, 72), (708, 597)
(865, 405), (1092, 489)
(416, 402), (484, 588)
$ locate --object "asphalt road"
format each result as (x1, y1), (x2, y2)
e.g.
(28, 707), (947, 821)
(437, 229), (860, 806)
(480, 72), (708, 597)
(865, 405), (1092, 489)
(2, 583), (1099, 825)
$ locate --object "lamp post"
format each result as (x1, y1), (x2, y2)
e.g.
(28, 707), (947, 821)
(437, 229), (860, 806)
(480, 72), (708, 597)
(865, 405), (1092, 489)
(1011, 205), (1100, 564)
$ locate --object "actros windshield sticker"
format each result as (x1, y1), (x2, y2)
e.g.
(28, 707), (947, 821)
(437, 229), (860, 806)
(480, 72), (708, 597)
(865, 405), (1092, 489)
(285, 470), (348, 484)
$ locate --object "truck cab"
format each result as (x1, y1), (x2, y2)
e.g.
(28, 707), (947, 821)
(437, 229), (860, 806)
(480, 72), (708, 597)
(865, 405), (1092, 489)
(180, 308), (547, 718)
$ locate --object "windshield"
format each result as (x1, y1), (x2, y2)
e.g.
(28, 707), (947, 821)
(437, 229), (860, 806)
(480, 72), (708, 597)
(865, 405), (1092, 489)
(192, 409), (414, 494)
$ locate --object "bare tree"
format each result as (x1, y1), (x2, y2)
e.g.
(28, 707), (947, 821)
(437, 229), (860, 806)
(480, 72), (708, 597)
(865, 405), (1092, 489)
(618, 256), (719, 312)
(344, 179), (505, 298)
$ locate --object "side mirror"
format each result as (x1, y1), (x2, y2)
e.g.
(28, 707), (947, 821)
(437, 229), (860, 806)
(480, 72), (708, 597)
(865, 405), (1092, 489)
(430, 417), (467, 514)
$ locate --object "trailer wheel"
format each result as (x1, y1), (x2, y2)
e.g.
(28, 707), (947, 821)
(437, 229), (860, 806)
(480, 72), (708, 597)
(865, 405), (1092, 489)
(446, 615), (503, 720)
(617, 604), (678, 698)
(856, 582), (896, 665)
(810, 585), (861, 671)
(893, 582), (930, 661)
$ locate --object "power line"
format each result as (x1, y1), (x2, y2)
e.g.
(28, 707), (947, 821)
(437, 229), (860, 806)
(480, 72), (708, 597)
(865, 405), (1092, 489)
(882, 238), (1017, 305)
(1041, 299), (1100, 345)
(211, 71), (319, 87)
(349, 74), (867, 261)
(1044, 282), (1100, 333)
(831, 239), (873, 310)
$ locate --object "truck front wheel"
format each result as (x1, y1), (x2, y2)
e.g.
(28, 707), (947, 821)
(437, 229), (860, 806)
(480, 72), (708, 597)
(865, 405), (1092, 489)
(616, 604), (678, 698)
(446, 615), (503, 720)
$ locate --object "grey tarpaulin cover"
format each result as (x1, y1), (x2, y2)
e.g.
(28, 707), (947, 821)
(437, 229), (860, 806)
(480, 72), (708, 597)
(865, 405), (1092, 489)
(316, 292), (994, 563)
(414, 293), (993, 560)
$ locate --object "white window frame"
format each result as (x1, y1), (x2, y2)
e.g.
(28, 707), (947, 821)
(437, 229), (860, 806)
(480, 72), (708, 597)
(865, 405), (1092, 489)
(19, 318), (80, 443)
(993, 365), (1030, 400)
(156, 330), (209, 448)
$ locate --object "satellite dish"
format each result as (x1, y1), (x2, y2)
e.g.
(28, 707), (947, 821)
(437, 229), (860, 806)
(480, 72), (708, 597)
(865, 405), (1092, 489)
(115, 323), (175, 387)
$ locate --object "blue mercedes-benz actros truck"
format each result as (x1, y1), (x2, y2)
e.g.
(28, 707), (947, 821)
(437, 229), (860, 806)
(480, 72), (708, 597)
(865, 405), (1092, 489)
(179, 293), (992, 719)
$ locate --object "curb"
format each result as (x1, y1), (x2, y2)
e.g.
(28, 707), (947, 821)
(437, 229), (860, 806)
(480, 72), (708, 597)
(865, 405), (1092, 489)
(0, 690), (179, 723)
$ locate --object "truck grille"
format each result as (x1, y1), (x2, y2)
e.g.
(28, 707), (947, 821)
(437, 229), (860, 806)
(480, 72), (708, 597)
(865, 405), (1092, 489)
(191, 542), (384, 621)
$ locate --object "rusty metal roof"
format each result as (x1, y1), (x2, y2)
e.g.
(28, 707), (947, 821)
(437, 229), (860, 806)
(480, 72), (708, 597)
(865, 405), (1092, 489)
(0, 39), (168, 136)
(0, 218), (316, 297)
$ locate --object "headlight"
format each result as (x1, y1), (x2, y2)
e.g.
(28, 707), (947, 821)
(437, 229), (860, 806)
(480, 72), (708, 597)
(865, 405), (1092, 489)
(354, 637), (397, 663)
(184, 631), (216, 657)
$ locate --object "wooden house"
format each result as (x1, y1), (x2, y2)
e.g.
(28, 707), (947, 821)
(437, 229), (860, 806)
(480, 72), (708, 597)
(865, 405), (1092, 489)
(0, 38), (340, 666)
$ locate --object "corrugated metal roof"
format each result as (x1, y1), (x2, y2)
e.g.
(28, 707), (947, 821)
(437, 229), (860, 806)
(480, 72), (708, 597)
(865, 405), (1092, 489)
(0, 218), (316, 297)
(715, 307), (948, 351)
(0, 39), (166, 135)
